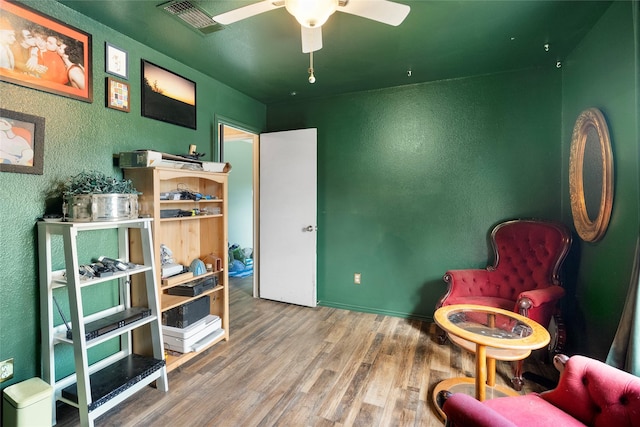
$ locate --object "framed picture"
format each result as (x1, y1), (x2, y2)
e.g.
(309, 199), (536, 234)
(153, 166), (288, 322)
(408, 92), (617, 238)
(106, 77), (130, 112)
(0, 0), (92, 103)
(141, 59), (196, 130)
(0, 108), (45, 175)
(105, 42), (128, 79)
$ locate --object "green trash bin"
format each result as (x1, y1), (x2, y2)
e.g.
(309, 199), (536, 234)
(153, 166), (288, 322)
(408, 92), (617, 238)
(2, 378), (52, 427)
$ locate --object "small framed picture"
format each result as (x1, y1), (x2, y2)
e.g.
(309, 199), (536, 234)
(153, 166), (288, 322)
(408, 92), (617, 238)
(106, 77), (130, 112)
(105, 42), (128, 79)
(0, 109), (45, 175)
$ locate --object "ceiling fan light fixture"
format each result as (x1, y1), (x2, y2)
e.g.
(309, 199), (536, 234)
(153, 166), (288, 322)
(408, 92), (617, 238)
(285, 0), (338, 28)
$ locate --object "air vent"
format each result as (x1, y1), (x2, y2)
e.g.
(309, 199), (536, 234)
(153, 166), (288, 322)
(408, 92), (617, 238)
(158, 1), (223, 35)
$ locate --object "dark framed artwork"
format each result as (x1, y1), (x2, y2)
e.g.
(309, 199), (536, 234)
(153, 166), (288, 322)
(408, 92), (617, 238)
(0, 0), (93, 103)
(0, 108), (45, 175)
(106, 77), (130, 112)
(105, 42), (128, 79)
(141, 59), (196, 129)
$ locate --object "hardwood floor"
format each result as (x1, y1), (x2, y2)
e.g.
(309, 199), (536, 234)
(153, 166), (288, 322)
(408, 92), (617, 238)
(54, 276), (558, 426)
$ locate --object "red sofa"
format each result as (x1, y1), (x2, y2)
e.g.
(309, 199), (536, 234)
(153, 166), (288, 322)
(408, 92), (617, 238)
(439, 355), (640, 427)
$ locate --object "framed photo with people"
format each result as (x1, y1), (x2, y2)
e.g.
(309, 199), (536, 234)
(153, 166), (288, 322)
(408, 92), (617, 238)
(0, 0), (93, 103)
(0, 108), (45, 175)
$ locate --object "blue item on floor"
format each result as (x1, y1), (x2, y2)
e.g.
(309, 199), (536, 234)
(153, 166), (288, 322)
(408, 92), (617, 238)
(229, 258), (253, 278)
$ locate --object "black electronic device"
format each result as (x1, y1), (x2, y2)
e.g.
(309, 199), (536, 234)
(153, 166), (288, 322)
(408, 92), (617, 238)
(162, 295), (209, 328)
(62, 354), (165, 411)
(160, 209), (195, 218)
(166, 276), (217, 297)
(66, 307), (152, 341)
(180, 190), (202, 201)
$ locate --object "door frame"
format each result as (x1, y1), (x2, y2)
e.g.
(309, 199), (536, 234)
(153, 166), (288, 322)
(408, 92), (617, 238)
(215, 115), (261, 298)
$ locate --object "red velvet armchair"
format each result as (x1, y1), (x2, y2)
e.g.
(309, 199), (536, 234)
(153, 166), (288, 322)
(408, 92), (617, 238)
(436, 219), (572, 389)
(438, 354), (640, 427)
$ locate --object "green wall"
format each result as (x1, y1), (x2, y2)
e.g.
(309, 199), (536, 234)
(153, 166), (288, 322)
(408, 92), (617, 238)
(1, 0), (637, 397)
(0, 1), (266, 390)
(560, 1), (640, 359)
(267, 0), (639, 359)
(226, 140), (255, 249)
(268, 68), (564, 319)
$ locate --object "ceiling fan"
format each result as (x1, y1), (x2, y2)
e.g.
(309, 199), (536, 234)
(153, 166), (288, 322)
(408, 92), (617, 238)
(212, 0), (411, 54)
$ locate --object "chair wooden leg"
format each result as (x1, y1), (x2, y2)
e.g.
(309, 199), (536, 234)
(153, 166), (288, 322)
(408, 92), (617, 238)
(511, 359), (524, 391)
(435, 324), (448, 344)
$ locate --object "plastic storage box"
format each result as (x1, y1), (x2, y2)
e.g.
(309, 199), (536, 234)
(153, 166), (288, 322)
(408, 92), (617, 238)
(2, 377), (53, 427)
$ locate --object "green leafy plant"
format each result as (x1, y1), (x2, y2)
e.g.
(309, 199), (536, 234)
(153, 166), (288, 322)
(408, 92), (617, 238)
(63, 170), (138, 196)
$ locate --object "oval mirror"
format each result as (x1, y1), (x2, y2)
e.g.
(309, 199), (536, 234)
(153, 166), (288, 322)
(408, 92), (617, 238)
(569, 108), (614, 242)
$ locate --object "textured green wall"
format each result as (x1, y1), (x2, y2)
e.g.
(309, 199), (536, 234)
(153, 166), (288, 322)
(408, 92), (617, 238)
(268, 68), (563, 319)
(560, 1), (640, 359)
(0, 1), (266, 390)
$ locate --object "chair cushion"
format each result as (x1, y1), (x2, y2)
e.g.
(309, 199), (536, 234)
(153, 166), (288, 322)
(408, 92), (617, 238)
(442, 296), (515, 312)
(443, 393), (518, 427)
(443, 392), (587, 427)
(483, 394), (588, 426)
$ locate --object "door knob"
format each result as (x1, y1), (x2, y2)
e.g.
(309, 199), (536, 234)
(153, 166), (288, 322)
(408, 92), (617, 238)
(304, 225), (317, 232)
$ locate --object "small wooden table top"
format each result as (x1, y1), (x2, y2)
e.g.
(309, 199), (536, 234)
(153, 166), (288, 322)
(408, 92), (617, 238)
(433, 304), (550, 416)
(435, 304), (550, 353)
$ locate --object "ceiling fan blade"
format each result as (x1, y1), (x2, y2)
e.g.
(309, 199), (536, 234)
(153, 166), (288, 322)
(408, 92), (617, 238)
(212, 0), (284, 25)
(340, 0), (410, 26)
(301, 26), (323, 53)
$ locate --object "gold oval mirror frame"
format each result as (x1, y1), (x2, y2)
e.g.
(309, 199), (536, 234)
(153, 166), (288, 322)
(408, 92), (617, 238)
(569, 108), (614, 242)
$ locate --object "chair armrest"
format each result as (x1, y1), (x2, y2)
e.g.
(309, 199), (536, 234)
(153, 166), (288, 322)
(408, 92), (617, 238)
(441, 269), (490, 300)
(516, 286), (564, 324)
(441, 392), (517, 427)
(518, 285), (564, 308)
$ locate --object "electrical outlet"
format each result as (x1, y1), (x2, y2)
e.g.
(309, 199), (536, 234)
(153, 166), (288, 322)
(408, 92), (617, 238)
(354, 273), (361, 285)
(0, 358), (14, 382)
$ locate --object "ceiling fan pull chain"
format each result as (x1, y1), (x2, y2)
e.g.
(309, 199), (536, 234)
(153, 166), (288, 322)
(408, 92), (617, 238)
(308, 51), (316, 84)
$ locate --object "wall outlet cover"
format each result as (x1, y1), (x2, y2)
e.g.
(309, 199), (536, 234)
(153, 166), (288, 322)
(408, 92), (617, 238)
(0, 358), (14, 382)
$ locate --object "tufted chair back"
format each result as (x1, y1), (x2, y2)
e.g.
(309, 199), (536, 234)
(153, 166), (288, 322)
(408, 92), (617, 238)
(542, 355), (640, 427)
(486, 220), (571, 301)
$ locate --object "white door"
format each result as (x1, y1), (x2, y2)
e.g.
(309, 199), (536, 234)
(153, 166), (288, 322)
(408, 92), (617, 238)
(259, 128), (317, 307)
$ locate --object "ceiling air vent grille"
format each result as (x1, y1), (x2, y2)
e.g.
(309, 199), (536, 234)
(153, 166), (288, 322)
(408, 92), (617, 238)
(158, 1), (223, 35)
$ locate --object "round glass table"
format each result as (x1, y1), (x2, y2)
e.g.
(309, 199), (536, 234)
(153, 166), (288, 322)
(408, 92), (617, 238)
(432, 304), (550, 419)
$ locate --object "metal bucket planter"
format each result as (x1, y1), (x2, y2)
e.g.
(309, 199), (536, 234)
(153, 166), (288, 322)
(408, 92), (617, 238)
(65, 193), (139, 222)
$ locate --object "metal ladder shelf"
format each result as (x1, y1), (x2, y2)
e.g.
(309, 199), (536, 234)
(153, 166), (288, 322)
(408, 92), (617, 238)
(38, 218), (168, 427)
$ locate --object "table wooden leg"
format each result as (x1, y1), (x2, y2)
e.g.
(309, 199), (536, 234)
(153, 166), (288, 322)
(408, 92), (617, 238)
(486, 313), (496, 387)
(476, 344), (487, 401)
(487, 357), (496, 386)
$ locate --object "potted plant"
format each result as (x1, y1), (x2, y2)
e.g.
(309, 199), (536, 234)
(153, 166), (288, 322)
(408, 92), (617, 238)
(63, 170), (140, 222)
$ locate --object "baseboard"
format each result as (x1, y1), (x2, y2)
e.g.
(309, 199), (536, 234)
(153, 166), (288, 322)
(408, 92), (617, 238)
(317, 300), (434, 323)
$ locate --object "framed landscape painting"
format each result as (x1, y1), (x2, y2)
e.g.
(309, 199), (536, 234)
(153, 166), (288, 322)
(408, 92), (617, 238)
(0, 0), (93, 102)
(141, 60), (196, 129)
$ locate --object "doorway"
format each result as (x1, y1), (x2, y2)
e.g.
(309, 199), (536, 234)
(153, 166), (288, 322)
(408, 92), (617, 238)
(219, 123), (260, 298)
(218, 124), (318, 306)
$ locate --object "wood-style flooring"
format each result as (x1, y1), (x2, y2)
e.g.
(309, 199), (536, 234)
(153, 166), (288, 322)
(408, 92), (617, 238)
(54, 276), (558, 426)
